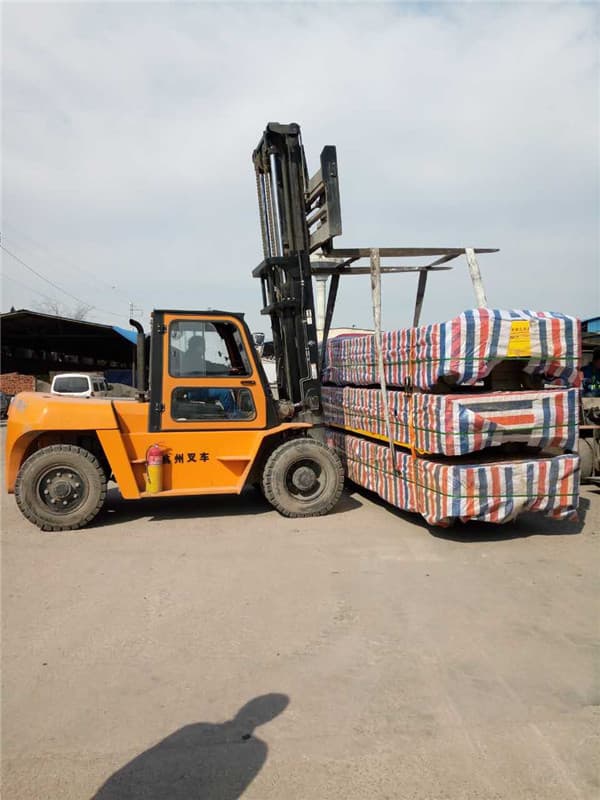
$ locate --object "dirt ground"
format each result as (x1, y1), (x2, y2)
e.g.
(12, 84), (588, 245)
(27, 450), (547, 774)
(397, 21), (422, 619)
(2, 426), (599, 799)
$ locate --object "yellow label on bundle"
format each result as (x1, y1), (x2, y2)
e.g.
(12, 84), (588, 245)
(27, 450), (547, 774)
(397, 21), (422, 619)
(507, 320), (532, 357)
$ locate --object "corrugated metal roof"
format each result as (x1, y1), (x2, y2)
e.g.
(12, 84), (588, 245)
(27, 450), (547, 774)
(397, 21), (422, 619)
(0, 309), (136, 361)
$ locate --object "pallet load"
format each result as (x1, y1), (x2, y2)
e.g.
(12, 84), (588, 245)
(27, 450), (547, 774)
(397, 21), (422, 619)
(322, 386), (579, 456)
(323, 308), (580, 390)
(323, 308), (581, 526)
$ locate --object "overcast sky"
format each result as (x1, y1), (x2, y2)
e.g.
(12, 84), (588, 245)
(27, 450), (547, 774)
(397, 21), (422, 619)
(2, 1), (598, 334)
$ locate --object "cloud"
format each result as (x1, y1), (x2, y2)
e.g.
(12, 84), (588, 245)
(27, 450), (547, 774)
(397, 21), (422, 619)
(2, 2), (597, 332)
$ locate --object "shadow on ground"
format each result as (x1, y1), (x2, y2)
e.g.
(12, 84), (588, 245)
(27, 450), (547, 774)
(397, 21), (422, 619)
(95, 486), (363, 528)
(91, 693), (289, 800)
(346, 481), (590, 542)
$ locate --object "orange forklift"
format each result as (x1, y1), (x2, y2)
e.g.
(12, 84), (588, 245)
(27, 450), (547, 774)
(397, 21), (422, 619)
(5, 122), (496, 530)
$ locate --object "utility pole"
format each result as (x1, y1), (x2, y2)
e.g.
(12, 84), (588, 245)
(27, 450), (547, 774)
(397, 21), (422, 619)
(129, 301), (143, 321)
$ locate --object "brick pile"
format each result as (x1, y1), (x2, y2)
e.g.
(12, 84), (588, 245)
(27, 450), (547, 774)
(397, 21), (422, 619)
(0, 373), (35, 395)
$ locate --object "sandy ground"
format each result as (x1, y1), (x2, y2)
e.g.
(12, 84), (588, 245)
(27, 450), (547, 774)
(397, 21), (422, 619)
(2, 426), (599, 799)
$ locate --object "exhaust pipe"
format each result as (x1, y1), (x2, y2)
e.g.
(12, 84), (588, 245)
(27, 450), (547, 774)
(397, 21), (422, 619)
(129, 318), (146, 401)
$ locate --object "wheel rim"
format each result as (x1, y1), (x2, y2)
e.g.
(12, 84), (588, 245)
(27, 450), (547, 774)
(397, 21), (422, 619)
(36, 466), (88, 515)
(285, 458), (326, 502)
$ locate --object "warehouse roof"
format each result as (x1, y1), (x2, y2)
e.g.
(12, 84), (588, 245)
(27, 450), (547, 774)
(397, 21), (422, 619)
(0, 309), (137, 360)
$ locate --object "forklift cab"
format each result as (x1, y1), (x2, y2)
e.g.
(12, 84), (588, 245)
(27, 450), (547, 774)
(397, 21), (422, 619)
(148, 311), (277, 433)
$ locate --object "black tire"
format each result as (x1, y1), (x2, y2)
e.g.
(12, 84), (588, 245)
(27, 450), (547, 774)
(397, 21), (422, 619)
(261, 438), (344, 518)
(15, 444), (107, 531)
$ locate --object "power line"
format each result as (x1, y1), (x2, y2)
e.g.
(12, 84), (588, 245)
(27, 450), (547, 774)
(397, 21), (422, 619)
(2, 221), (120, 293)
(2, 244), (86, 304)
(0, 244), (127, 320)
(2, 271), (54, 300)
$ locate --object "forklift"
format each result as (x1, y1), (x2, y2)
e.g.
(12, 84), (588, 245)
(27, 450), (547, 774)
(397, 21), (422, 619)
(5, 122), (496, 531)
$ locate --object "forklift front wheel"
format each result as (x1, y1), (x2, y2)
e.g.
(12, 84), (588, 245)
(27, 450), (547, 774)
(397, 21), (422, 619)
(15, 444), (107, 532)
(261, 438), (344, 517)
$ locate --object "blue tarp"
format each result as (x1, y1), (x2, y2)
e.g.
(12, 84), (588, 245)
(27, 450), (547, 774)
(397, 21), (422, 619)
(112, 326), (138, 345)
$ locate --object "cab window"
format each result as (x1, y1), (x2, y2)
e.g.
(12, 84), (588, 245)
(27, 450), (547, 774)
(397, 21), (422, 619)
(171, 387), (256, 421)
(169, 320), (252, 378)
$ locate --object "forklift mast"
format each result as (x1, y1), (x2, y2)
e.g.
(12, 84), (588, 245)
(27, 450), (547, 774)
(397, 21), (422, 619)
(252, 122), (342, 424)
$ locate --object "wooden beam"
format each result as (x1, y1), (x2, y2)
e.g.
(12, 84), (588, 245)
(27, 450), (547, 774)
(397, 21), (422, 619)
(328, 246), (499, 259)
(465, 247), (488, 307)
(370, 249), (397, 466)
(413, 270), (428, 327)
(310, 265), (453, 275)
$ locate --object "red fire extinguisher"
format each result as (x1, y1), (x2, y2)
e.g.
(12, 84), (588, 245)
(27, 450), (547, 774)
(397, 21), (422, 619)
(146, 444), (163, 494)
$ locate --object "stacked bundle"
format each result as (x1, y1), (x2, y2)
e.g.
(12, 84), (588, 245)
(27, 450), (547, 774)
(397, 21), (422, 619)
(322, 309), (581, 526)
(322, 385), (579, 456)
(323, 308), (581, 390)
(326, 430), (580, 527)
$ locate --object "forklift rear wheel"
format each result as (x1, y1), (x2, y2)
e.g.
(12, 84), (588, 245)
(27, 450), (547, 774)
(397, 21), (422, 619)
(15, 444), (107, 532)
(262, 438), (344, 517)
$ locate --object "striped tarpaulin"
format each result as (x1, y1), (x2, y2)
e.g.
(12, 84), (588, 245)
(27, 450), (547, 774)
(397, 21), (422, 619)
(326, 430), (580, 527)
(323, 309), (581, 390)
(322, 386), (579, 456)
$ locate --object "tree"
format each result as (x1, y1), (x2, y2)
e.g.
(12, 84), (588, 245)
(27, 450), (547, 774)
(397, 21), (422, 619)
(35, 299), (93, 320)
(72, 302), (93, 320)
